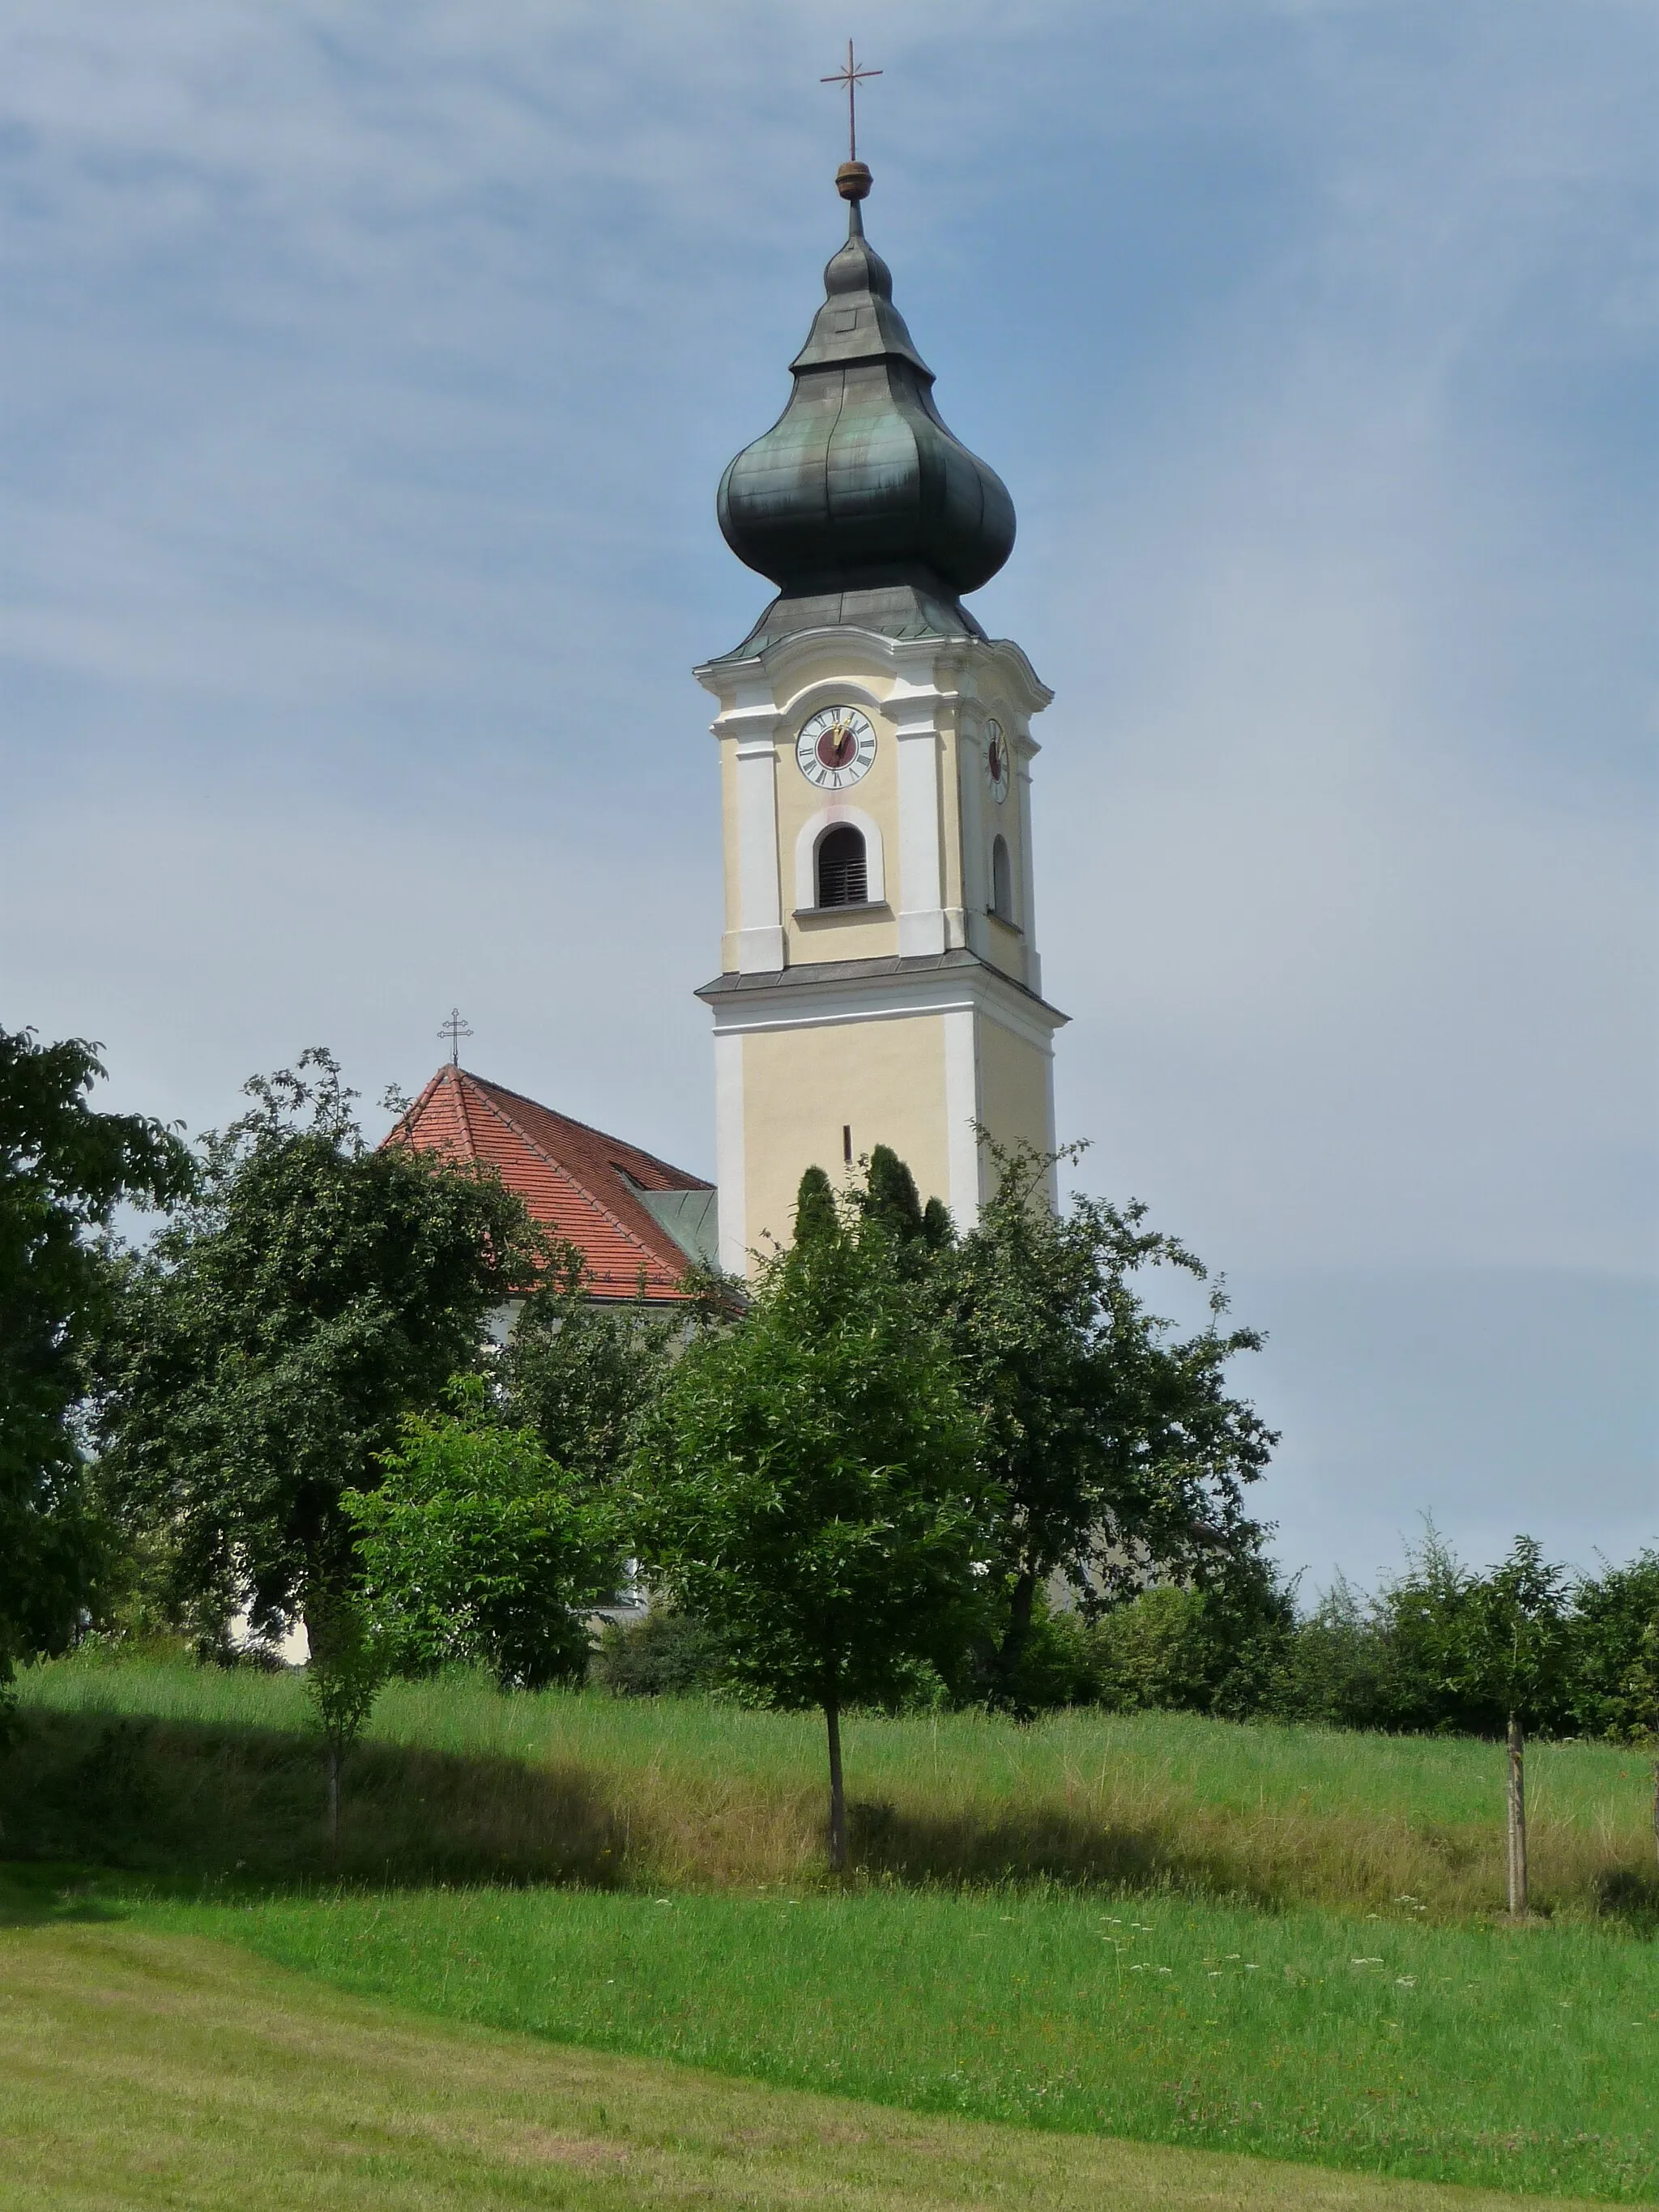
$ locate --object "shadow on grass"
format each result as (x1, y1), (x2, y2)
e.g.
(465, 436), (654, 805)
(0, 1861), (124, 1928)
(849, 1797), (1201, 1897)
(7, 1704), (1657, 1931)
(1, 1707), (632, 1894)
(6, 1707), (1216, 1905)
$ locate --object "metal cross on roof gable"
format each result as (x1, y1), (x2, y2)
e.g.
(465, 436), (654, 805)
(821, 40), (881, 164)
(437, 1008), (473, 1065)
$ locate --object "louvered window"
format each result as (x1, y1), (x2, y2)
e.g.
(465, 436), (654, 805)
(817, 825), (868, 908)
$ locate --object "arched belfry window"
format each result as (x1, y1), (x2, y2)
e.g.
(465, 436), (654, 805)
(817, 825), (868, 908)
(991, 834), (1016, 924)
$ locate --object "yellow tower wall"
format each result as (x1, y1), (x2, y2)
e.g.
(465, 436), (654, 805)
(737, 1013), (950, 1253)
(976, 1011), (1058, 1170)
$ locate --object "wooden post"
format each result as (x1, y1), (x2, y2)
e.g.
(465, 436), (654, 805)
(825, 1698), (847, 1873)
(1506, 1713), (1527, 1918)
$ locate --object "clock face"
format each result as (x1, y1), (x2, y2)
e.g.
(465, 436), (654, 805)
(985, 718), (1011, 803)
(796, 705), (876, 791)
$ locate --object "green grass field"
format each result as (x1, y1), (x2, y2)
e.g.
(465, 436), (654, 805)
(1, 1911), (1595, 2212)
(130, 1876), (1658, 2199)
(4, 1656), (1657, 2203)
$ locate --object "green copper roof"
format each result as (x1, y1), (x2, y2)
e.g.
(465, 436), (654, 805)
(714, 182), (1015, 656)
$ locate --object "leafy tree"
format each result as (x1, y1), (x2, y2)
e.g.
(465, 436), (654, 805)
(1450, 1536), (1572, 1917)
(591, 1604), (731, 1698)
(346, 1376), (616, 1689)
(498, 1247), (683, 1488)
(302, 1590), (389, 1848)
(1569, 1550), (1659, 1878)
(932, 1142), (1277, 1707)
(1363, 1524), (1486, 1733)
(1092, 1564), (1294, 1720)
(0, 1027), (190, 1685)
(1570, 1550), (1659, 1745)
(631, 1169), (990, 1868)
(858, 1143), (952, 1258)
(98, 1052), (546, 1646)
(792, 1164), (839, 1247)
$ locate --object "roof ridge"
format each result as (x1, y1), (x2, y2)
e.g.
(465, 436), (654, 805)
(447, 1065), (481, 1162)
(458, 1077), (667, 1283)
(463, 1070), (713, 1188)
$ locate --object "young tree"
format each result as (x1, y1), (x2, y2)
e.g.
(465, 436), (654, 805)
(302, 1590), (389, 1849)
(98, 1052), (545, 1647)
(1452, 1537), (1572, 1919)
(346, 1377), (617, 1689)
(631, 1173), (990, 1869)
(932, 1142), (1277, 1707)
(0, 1028), (190, 1685)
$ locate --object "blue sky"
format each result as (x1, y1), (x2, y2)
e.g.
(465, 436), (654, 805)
(3, 0), (1653, 1592)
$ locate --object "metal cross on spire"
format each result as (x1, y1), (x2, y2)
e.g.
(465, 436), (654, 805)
(437, 1008), (473, 1066)
(821, 40), (881, 164)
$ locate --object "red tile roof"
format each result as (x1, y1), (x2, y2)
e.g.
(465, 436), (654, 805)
(386, 1065), (713, 1302)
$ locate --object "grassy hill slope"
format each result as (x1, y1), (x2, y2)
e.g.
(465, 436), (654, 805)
(11, 1657), (1657, 1920)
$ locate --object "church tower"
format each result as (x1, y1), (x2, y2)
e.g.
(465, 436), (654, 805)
(696, 158), (1064, 1272)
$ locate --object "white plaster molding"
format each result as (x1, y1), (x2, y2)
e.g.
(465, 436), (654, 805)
(714, 1030), (746, 1274)
(793, 802), (886, 911)
(735, 735), (785, 974)
(942, 1005), (983, 1228)
(703, 960), (1065, 1056)
(1015, 761), (1042, 994)
(958, 717), (992, 960)
(774, 672), (887, 728)
(889, 665), (947, 957)
(696, 628), (1053, 727)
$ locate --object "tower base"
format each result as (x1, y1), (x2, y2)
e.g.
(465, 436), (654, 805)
(698, 948), (1064, 1273)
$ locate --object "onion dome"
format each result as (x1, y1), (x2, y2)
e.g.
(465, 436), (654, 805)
(715, 164), (1016, 654)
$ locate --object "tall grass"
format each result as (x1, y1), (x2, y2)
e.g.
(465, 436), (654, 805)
(11, 1656), (1656, 1920)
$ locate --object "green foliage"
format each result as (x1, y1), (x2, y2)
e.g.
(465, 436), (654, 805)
(1449, 1534), (1573, 1730)
(498, 1247), (681, 1490)
(301, 1588), (390, 1843)
(0, 1027), (190, 1681)
(302, 1593), (388, 1757)
(591, 1605), (731, 1698)
(857, 1143), (952, 1259)
(931, 1140), (1276, 1703)
(1089, 1570), (1294, 1720)
(791, 1166), (838, 1249)
(96, 1051), (546, 1643)
(630, 1191), (991, 1722)
(1568, 1550), (1659, 1745)
(348, 1376), (615, 1690)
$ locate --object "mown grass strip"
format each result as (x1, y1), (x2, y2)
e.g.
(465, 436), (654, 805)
(135, 1882), (1659, 2201)
(0, 1918), (1603, 2212)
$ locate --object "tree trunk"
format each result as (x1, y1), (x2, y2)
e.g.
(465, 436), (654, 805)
(326, 1741), (341, 1852)
(1651, 1753), (1657, 1879)
(1506, 1712), (1527, 1918)
(825, 1698), (846, 1873)
(996, 1566), (1040, 1712)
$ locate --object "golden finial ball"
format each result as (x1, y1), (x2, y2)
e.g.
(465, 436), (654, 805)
(835, 161), (872, 201)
